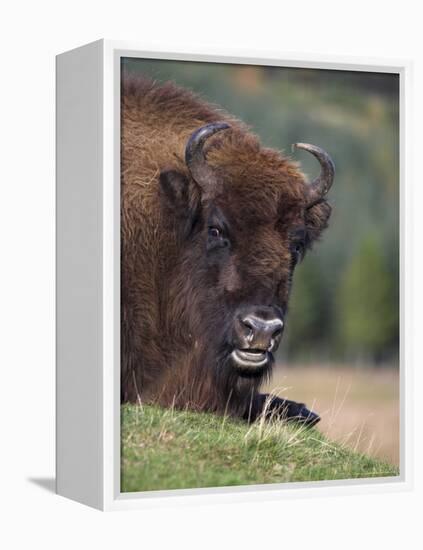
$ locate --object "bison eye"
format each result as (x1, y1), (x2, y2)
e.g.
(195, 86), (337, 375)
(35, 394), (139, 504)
(207, 225), (230, 252)
(290, 241), (305, 264)
(208, 226), (221, 239)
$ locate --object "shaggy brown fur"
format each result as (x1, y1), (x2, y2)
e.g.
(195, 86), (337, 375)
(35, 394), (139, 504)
(121, 75), (331, 420)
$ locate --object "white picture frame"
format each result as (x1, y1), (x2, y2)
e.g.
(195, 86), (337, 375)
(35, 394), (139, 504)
(56, 39), (412, 511)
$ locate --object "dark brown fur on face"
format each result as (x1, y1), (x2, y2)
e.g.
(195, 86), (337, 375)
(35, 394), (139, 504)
(121, 75), (332, 424)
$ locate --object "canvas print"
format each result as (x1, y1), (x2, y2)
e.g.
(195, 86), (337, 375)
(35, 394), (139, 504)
(120, 58), (399, 492)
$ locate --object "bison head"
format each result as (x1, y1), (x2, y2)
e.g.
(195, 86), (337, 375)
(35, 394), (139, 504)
(159, 122), (334, 390)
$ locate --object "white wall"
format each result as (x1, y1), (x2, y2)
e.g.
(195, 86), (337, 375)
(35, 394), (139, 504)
(0, 1), (421, 548)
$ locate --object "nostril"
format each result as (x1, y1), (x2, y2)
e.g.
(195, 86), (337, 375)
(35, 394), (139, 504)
(269, 326), (283, 351)
(241, 318), (253, 330)
(272, 325), (283, 340)
(240, 318), (255, 341)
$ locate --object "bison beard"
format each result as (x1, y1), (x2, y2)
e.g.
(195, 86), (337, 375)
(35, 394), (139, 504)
(121, 76), (335, 427)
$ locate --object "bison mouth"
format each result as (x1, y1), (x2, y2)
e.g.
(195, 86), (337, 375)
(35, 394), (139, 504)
(229, 306), (283, 376)
(230, 348), (272, 374)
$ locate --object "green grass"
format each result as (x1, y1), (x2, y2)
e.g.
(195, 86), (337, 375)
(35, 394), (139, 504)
(121, 404), (399, 493)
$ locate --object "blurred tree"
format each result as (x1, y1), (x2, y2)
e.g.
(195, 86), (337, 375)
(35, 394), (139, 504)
(282, 258), (333, 361)
(336, 233), (398, 362)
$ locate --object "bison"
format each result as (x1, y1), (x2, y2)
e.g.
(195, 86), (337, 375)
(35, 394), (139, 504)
(121, 75), (335, 426)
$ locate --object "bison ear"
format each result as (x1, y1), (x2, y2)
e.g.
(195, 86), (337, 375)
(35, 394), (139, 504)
(159, 170), (200, 235)
(159, 170), (189, 210)
(304, 200), (332, 243)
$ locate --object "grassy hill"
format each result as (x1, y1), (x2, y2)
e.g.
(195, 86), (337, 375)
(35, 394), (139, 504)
(121, 404), (398, 493)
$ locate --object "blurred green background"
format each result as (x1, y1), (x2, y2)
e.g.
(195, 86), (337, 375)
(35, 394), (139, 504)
(122, 58), (400, 464)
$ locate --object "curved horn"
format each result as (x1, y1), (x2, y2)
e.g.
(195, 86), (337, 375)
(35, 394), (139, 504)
(292, 143), (335, 208)
(185, 122), (231, 198)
